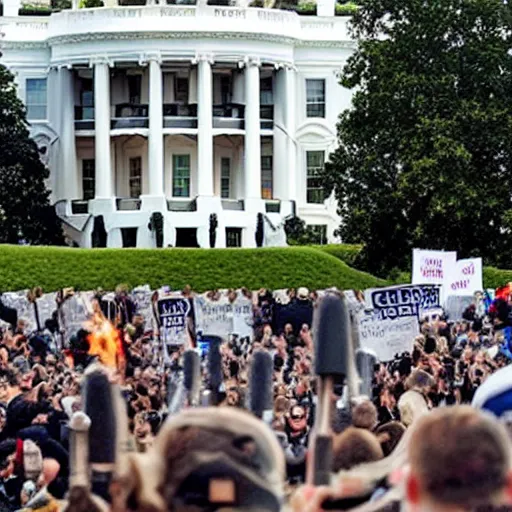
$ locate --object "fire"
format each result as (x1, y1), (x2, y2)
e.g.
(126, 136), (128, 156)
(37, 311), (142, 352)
(87, 314), (124, 369)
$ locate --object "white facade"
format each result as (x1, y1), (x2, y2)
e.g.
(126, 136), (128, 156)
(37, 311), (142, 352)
(0, 1), (355, 248)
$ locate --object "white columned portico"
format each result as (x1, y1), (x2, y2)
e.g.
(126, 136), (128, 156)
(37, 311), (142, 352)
(196, 53), (214, 197)
(147, 53), (164, 196)
(59, 66), (79, 201)
(243, 57), (261, 200)
(92, 57), (113, 200)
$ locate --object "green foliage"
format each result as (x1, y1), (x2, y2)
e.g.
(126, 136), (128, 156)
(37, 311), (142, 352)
(285, 216), (329, 245)
(314, 244), (363, 267)
(296, 0), (316, 14)
(51, 0), (72, 10)
(335, 1), (357, 15)
(324, 0), (512, 278)
(18, 4), (52, 14)
(0, 245), (386, 292)
(0, 66), (64, 246)
(79, 0), (103, 7)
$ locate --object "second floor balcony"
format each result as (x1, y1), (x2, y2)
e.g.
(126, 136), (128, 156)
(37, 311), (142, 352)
(75, 102), (274, 131)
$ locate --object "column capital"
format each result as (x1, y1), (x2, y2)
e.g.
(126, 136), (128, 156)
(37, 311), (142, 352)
(239, 56), (261, 68)
(55, 63), (73, 71)
(89, 56), (114, 68)
(139, 52), (162, 66)
(192, 53), (214, 65)
(274, 61), (296, 71)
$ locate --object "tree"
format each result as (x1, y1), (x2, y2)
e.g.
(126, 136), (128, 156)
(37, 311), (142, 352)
(323, 0), (512, 276)
(0, 65), (64, 245)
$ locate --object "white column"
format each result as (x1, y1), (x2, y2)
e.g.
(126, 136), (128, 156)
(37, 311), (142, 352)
(244, 57), (261, 199)
(93, 58), (113, 199)
(284, 66), (297, 202)
(59, 66), (79, 201)
(188, 67), (198, 104)
(232, 69), (245, 104)
(273, 66), (287, 200)
(196, 55), (214, 196)
(148, 55), (164, 196)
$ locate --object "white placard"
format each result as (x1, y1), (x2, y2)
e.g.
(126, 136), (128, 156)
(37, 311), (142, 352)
(445, 258), (483, 296)
(358, 314), (419, 362)
(412, 249), (457, 286)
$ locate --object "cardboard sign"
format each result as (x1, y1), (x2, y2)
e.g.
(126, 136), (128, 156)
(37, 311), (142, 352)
(194, 293), (253, 340)
(446, 258), (483, 296)
(358, 313), (419, 362)
(366, 284), (442, 320)
(412, 249), (457, 286)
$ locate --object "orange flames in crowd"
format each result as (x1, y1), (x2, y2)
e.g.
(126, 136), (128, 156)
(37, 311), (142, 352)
(87, 313), (125, 369)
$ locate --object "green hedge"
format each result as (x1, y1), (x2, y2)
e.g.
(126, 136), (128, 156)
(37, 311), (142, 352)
(314, 244), (363, 267)
(19, 5), (52, 14)
(0, 245), (386, 293)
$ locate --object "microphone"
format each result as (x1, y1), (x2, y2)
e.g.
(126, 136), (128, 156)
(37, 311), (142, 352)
(356, 348), (378, 399)
(308, 293), (350, 486)
(69, 412), (91, 489)
(183, 350), (201, 407)
(83, 367), (116, 503)
(249, 350), (274, 424)
(207, 337), (224, 405)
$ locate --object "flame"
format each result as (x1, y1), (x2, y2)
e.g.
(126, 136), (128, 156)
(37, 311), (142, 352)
(87, 314), (124, 369)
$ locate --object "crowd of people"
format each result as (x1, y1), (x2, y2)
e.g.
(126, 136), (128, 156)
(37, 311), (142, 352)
(0, 283), (511, 511)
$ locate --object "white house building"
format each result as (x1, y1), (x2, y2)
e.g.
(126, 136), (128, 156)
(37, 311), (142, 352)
(0, 0), (354, 248)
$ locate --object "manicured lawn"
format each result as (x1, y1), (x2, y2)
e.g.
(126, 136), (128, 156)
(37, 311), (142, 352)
(0, 245), (387, 293)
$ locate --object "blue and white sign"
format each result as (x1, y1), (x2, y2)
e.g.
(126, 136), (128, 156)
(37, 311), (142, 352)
(366, 284), (442, 320)
(158, 297), (191, 345)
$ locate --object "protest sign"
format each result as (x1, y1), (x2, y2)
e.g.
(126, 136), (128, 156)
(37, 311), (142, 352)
(358, 313), (419, 361)
(231, 295), (254, 339)
(444, 295), (474, 321)
(59, 292), (94, 343)
(158, 297), (191, 346)
(0, 291), (36, 332)
(366, 284), (442, 320)
(446, 258), (483, 296)
(412, 249), (457, 286)
(194, 293), (254, 339)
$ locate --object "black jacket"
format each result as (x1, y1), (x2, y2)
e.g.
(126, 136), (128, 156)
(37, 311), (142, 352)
(5, 394), (51, 439)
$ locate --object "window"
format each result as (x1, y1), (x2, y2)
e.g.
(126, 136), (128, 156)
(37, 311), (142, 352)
(127, 74), (141, 104)
(309, 225), (328, 245)
(261, 155), (273, 200)
(82, 159), (95, 200)
(81, 79), (94, 120)
(175, 77), (189, 104)
(173, 155), (190, 197)
(121, 228), (138, 248)
(221, 157), (231, 199)
(226, 228), (242, 248)
(306, 151), (325, 204)
(221, 75), (232, 105)
(129, 157), (142, 198)
(306, 79), (325, 118)
(260, 76), (273, 105)
(26, 78), (47, 120)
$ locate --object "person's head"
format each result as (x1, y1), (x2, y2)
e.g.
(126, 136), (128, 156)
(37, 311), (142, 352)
(352, 400), (378, 431)
(287, 405), (307, 434)
(332, 427), (383, 472)
(405, 369), (435, 395)
(0, 439), (16, 480)
(0, 368), (20, 402)
(374, 421), (406, 457)
(406, 406), (512, 511)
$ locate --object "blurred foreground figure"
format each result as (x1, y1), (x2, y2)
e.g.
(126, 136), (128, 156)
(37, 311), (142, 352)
(119, 407), (286, 512)
(405, 406), (512, 512)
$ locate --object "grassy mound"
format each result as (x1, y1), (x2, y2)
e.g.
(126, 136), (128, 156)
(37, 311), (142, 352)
(0, 245), (387, 293)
